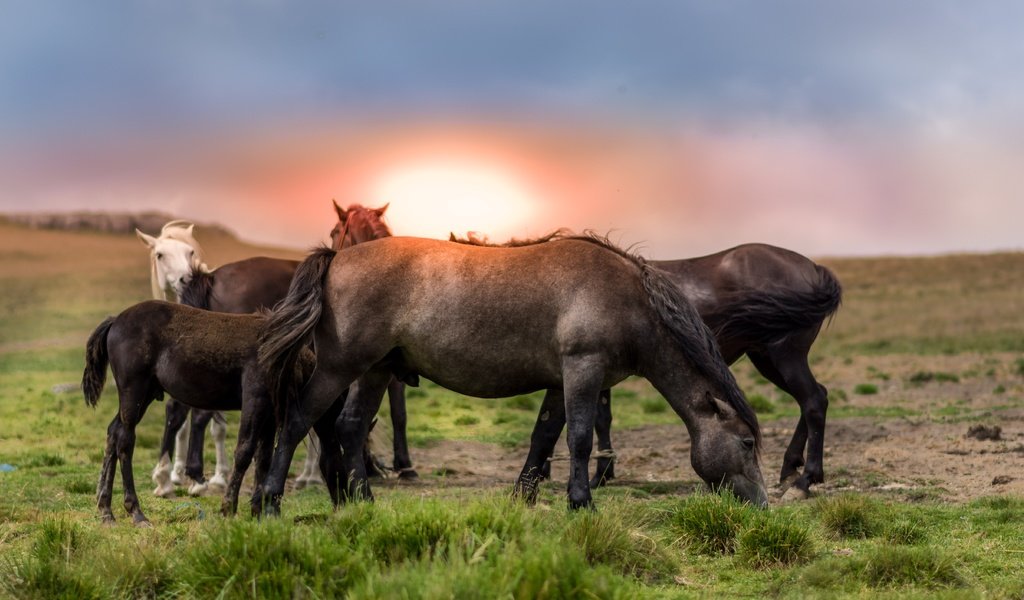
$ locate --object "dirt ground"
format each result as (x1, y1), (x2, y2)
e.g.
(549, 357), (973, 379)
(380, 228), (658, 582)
(367, 353), (1024, 504)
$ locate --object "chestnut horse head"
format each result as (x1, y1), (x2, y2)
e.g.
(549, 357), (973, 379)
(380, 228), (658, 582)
(329, 201), (392, 250)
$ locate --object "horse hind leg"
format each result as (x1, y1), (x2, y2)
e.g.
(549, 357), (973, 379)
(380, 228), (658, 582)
(97, 415), (121, 524)
(749, 340), (829, 498)
(115, 386), (155, 526)
(152, 398), (188, 498)
(387, 378), (418, 479)
(336, 367), (393, 503)
(562, 356), (604, 510)
(295, 431), (324, 490)
(591, 388), (616, 487)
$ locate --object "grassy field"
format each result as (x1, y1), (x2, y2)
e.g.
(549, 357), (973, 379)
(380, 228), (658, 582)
(1, 221), (1023, 598)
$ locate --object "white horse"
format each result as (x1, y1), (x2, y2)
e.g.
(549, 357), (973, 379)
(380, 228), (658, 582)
(136, 221), (325, 496)
(136, 221), (231, 497)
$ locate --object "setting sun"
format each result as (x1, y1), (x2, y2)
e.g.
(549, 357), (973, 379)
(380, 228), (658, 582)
(370, 163), (538, 241)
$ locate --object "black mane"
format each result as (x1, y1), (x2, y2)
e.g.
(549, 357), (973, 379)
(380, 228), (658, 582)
(179, 266), (215, 310)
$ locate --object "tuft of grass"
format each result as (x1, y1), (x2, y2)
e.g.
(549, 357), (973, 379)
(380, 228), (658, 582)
(853, 383), (879, 395)
(33, 517), (89, 564)
(909, 371), (960, 385)
(668, 492), (752, 555)
(737, 512), (815, 569)
(453, 415), (479, 426)
(862, 546), (965, 588)
(883, 519), (926, 545)
(562, 510), (676, 582)
(746, 393), (775, 414)
(816, 494), (878, 539)
(178, 518), (366, 598)
(993, 384), (1006, 394)
(360, 500), (457, 564)
(640, 398), (667, 414)
(62, 479), (94, 495)
(21, 453), (66, 468)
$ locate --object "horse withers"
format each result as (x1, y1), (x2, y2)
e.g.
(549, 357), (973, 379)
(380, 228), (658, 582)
(257, 235), (766, 515)
(81, 301), (348, 525)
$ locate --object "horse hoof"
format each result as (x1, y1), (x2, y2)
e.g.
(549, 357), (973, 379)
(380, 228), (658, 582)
(397, 469), (419, 481)
(153, 485), (177, 499)
(133, 516), (153, 528)
(208, 475), (228, 492)
(780, 486), (810, 503)
(188, 482), (210, 497)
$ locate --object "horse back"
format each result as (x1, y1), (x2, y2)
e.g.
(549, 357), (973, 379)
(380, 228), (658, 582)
(320, 237), (652, 393)
(209, 257), (300, 314)
(107, 301), (262, 408)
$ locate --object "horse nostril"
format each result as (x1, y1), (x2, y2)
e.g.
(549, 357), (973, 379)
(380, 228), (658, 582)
(179, 277), (186, 284)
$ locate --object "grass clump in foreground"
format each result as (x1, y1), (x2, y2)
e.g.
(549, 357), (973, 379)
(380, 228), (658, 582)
(737, 512), (815, 569)
(816, 493), (878, 539)
(668, 492), (753, 555)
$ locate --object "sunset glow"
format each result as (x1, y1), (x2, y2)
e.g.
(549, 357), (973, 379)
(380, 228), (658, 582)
(371, 163), (538, 240)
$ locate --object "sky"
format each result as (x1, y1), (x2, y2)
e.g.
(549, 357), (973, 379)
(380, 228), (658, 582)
(1, 1), (1022, 257)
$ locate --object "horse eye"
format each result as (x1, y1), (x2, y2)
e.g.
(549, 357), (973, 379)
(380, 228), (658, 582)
(155, 252), (163, 260)
(741, 437), (755, 451)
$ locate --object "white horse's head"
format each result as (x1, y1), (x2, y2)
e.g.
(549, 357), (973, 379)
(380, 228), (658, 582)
(136, 221), (208, 300)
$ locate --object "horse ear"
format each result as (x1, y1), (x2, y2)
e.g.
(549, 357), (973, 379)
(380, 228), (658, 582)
(374, 203), (389, 216)
(705, 391), (736, 419)
(332, 199), (347, 221)
(449, 232), (457, 242)
(136, 229), (157, 248)
(185, 223), (196, 237)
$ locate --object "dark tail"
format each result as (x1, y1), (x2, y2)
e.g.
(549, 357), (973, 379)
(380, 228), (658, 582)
(639, 264), (761, 448)
(703, 265), (842, 347)
(179, 266), (214, 310)
(258, 246), (336, 408)
(82, 316), (115, 407)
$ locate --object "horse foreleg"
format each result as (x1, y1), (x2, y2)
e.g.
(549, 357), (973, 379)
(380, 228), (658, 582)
(388, 378), (417, 479)
(170, 408), (190, 486)
(186, 410), (214, 496)
(153, 398), (188, 498)
(209, 411), (230, 490)
(336, 368), (392, 503)
(515, 389), (566, 504)
(591, 388), (616, 487)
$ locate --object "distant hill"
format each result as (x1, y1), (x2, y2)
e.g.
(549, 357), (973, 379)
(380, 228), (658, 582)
(1, 210), (236, 238)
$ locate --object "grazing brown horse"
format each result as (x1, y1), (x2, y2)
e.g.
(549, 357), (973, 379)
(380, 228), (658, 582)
(452, 235), (841, 496)
(81, 301), (347, 524)
(327, 200), (416, 479)
(256, 234), (767, 515)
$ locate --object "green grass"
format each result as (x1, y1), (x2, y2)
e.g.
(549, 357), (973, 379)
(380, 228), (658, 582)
(3, 226), (1024, 597)
(853, 383), (879, 395)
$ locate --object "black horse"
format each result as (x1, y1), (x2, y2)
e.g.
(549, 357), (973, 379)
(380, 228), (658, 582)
(82, 301), (350, 524)
(257, 234), (766, 515)
(454, 236), (841, 497)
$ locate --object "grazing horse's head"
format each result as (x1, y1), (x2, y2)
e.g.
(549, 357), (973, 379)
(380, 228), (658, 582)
(136, 221), (208, 300)
(688, 390), (768, 508)
(329, 200), (392, 250)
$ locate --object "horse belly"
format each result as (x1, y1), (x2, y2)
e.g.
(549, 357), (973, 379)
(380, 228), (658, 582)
(157, 361), (244, 411)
